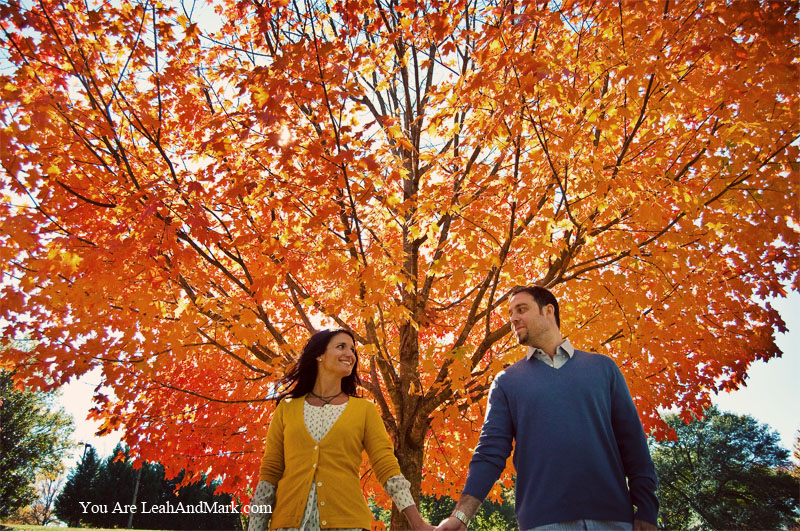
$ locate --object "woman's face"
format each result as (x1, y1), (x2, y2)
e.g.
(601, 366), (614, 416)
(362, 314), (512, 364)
(317, 332), (357, 380)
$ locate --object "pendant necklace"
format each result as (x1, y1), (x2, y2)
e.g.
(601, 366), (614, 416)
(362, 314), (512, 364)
(309, 391), (342, 406)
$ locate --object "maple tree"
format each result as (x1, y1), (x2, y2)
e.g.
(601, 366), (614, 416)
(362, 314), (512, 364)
(1, 0), (798, 527)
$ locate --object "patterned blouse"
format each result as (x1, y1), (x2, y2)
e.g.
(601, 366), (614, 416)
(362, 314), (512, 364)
(248, 400), (415, 531)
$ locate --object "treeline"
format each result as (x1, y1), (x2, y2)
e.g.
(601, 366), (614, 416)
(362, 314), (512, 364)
(42, 407), (799, 531)
(55, 444), (242, 530)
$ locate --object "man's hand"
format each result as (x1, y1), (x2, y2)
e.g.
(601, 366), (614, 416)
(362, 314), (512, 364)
(633, 519), (657, 530)
(435, 516), (466, 531)
(435, 494), (479, 530)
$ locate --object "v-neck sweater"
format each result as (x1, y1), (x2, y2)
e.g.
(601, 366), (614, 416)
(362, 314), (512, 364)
(258, 395), (402, 529)
(462, 349), (658, 528)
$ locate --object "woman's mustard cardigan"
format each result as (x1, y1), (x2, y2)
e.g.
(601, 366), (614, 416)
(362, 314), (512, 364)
(258, 395), (403, 529)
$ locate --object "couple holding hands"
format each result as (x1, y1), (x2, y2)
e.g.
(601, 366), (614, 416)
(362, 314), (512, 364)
(248, 286), (659, 531)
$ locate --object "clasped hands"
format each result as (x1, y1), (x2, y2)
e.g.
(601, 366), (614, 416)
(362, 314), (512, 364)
(433, 516), (466, 530)
(403, 514), (461, 530)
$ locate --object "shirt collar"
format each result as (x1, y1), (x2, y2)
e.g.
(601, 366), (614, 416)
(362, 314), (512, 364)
(525, 338), (574, 360)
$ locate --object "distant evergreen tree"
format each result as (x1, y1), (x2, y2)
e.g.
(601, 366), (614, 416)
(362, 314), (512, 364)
(136, 468), (239, 530)
(54, 445), (101, 526)
(54, 443), (241, 529)
(86, 444), (138, 528)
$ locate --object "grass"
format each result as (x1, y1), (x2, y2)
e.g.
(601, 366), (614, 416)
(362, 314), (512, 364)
(2, 525), (166, 531)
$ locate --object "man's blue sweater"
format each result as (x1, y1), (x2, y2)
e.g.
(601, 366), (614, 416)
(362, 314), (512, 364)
(462, 349), (659, 528)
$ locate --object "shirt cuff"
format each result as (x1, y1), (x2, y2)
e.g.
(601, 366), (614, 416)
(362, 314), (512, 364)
(383, 474), (415, 511)
(247, 480), (275, 531)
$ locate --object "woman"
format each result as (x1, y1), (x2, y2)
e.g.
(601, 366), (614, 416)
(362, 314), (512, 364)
(248, 329), (433, 531)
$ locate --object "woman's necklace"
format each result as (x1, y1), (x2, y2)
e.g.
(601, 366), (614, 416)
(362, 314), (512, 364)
(309, 390), (342, 406)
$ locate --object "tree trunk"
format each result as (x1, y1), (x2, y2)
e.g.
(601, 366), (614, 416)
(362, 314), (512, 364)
(389, 429), (426, 530)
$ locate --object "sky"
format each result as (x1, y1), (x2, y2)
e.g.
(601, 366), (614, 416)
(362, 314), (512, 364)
(712, 290), (799, 452)
(56, 290), (800, 468)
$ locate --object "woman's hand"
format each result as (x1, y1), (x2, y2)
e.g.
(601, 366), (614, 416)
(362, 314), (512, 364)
(402, 504), (435, 530)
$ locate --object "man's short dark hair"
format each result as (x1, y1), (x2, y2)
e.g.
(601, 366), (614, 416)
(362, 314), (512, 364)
(510, 285), (560, 328)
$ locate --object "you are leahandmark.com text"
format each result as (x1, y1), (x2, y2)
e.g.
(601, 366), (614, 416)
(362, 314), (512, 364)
(78, 501), (272, 515)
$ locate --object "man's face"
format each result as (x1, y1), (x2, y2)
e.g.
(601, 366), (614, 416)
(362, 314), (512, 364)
(508, 292), (552, 347)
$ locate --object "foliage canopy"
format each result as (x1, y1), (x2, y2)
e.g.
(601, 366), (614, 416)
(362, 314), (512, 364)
(1, 0), (797, 524)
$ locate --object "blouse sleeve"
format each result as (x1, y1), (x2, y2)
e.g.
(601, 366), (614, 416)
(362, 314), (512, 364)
(383, 474), (415, 511)
(247, 480), (275, 531)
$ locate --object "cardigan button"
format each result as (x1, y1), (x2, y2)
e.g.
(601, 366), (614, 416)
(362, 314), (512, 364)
(322, 521), (327, 526)
(317, 481), (322, 487)
(320, 501), (325, 506)
(312, 463), (316, 468)
(314, 445), (318, 450)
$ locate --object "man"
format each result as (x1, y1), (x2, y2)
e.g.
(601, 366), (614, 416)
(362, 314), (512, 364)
(437, 286), (658, 531)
